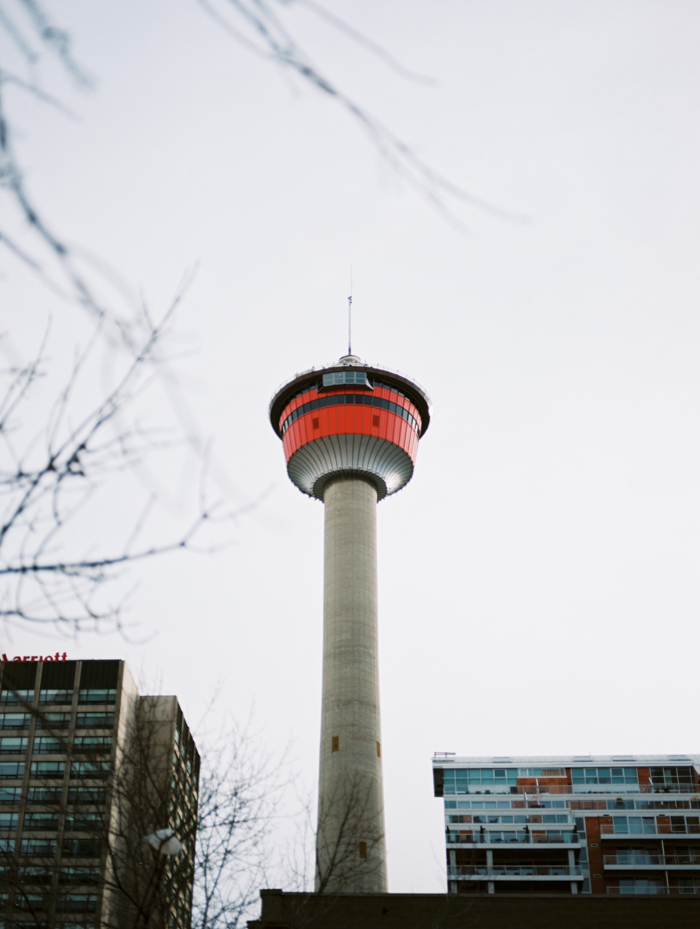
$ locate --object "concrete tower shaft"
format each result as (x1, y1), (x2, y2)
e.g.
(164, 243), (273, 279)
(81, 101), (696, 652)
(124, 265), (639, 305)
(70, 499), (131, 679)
(318, 476), (386, 892)
(270, 355), (430, 894)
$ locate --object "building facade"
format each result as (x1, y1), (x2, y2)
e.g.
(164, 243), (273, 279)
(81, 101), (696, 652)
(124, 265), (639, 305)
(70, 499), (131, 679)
(433, 754), (700, 896)
(0, 659), (199, 929)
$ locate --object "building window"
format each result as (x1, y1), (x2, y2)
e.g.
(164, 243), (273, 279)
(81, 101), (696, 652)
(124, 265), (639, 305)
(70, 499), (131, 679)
(619, 878), (664, 895)
(649, 766), (696, 790)
(611, 816), (656, 834)
(0, 813), (18, 829)
(36, 712), (71, 729)
(23, 812), (60, 831)
(64, 812), (103, 832)
(0, 713), (31, 730)
(58, 866), (100, 884)
(0, 787), (23, 804)
(358, 841), (368, 859)
(70, 760), (110, 779)
(0, 737), (28, 754)
(613, 847), (655, 865)
(26, 787), (63, 804)
(61, 838), (101, 858)
(67, 787), (106, 806)
(0, 689), (33, 706)
(331, 736), (339, 753)
(55, 893), (99, 912)
(73, 736), (112, 754)
(0, 762), (25, 779)
(30, 761), (65, 779)
(20, 839), (57, 857)
(78, 688), (116, 705)
(38, 689), (73, 706)
(671, 816), (700, 834)
(75, 712), (114, 729)
(442, 768), (518, 795)
(13, 891), (49, 910)
(571, 767), (638, 786)
(18, 866), (54, 885)
(32, 737), (65, 754)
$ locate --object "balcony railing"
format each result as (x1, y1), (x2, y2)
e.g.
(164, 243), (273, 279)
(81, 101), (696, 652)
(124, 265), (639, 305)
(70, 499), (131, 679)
(522, 785), (640, 795)
(604, 854), (700, 868)
(449, 865), (582, 878)
(448, 831), (578, 846)
(601, 824), (700, 837)
(606, 886), (700, 895)
(511, 784), (700, 796)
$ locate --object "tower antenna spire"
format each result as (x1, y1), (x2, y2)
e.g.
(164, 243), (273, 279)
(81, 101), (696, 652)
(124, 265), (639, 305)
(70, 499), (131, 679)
(348, 267), (353, 356)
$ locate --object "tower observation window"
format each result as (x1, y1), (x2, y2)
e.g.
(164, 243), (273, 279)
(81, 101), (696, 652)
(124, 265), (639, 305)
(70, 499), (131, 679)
(281, 378), (412, 416)
(281, 394), (420, 437)
(322, 371), (372, 388)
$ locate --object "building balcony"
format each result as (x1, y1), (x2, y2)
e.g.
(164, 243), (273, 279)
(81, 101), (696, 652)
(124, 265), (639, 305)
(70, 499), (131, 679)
(511, 784), (699, 796)
(448, 865), (583, 880)
(601, 825), (700, 838)
(606, 886), (700, 895)
(604, 854), (700, 870)
(447, 831), (579, 847)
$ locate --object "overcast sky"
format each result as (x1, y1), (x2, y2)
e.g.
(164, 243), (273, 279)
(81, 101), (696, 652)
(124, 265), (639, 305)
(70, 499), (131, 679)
(2, 0), (699, 894)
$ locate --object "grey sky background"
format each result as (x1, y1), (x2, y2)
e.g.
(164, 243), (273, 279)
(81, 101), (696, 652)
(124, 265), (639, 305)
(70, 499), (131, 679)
(2, 0), (699, 893)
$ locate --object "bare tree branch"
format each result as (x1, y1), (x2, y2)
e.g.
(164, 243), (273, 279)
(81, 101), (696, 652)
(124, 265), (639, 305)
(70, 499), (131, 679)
(280, 772), (385, 898)
(0, 302), (220, 635)
(199, 0), (526, 223)
(1, 0), (524, 322)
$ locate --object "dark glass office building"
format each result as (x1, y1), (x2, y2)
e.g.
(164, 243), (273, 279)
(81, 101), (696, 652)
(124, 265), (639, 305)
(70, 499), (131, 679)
(0, 660), (199, 929)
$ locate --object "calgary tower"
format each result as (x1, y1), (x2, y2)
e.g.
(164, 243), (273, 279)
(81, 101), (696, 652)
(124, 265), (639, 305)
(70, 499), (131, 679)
(270, 351), (430, 892)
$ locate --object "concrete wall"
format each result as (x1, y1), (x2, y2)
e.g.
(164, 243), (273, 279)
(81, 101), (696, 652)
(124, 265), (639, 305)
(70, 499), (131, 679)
(317, 477), (387, 893)
(250, 890), (700, 929)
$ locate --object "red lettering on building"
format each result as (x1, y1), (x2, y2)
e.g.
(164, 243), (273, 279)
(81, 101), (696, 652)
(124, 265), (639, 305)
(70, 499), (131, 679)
(2, 653), (69, 662)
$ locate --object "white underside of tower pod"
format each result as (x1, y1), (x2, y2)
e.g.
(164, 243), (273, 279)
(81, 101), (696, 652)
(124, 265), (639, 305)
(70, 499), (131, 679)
(287, 434), (414, 501)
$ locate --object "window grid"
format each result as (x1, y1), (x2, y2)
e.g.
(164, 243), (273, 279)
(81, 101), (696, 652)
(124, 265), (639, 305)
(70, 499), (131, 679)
(571, 768), (638, 785)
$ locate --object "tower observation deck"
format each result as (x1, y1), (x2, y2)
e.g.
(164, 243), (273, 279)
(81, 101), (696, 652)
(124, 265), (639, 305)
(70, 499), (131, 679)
(270, 354), (430, 893)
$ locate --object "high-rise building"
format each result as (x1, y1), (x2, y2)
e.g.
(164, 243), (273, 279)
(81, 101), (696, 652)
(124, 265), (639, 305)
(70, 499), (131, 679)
(270, 354), (430, 893)
(433, 753), (700, 897)
(0, 659), (199, 928)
